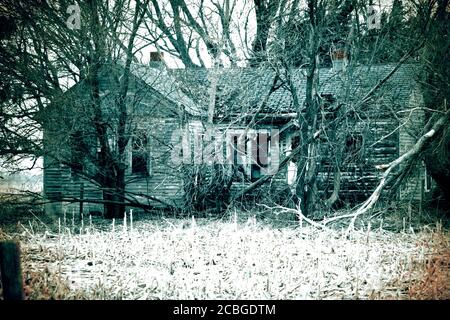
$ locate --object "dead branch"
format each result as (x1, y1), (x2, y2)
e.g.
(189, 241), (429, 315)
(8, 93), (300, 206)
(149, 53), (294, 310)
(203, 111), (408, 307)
(345, 109), (450, 233)
(359, 39), (425, 105)
(261, 203), (332, 231)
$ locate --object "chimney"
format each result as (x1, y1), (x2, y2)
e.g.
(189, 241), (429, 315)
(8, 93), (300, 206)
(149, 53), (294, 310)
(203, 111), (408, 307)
(149, 51), (165, 69)
(331, 47), (348, 72)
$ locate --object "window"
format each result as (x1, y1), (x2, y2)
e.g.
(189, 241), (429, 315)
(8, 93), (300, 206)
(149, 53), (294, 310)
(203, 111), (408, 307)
(344, 134), (363, 162)
(320, 93), (336, 108)
(251, 132), (270, 181)
(232, 135), (239, 165)
(289, 135), (300, 163)
(227, 130), (277, 182)
(131, 131), (149, 176)
(227, 132), (248, 181)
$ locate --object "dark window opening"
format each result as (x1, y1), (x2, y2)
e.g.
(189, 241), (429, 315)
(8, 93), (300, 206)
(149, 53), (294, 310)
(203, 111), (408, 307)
(256, 133), (269, 167)
(290, 135), (301, 163)
(231, 134), (247, 181)
(251, 165), (261, 180)
(320, 93), (336, 108)
(71, 160), (83, 175)
(132, 132), (149, 176)
(344, 134), (363, 162)
(251, 132), (271, 182)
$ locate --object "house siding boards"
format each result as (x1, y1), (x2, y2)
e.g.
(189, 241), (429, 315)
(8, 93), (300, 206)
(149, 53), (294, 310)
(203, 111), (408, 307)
(43, 65), (190, 215)
(317, 117), (400, 201)
(201, 65), (416, 203)
(44, 120), (185, 216)
(126, 118), (185, 208)
(399, 89), (427, 201)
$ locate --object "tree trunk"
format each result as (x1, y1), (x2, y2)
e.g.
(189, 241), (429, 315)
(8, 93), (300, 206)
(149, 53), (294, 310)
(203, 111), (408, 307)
(103, 166), (126, 219)
(293, 1), (321, 217)
(250, 0), (281, 66)
(419, 0), (449, 202)
(295, 57), (318, 216)
(103, 192), (126, 219)
(423, 130), (450, 201)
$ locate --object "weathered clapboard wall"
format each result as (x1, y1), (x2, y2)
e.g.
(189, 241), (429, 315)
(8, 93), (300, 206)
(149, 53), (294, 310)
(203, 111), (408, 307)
(313, 65), (422, 203)
(125, 117), (185, 208)
(316, 116), (400, 204)
(43, 65), (191, 215)
(399, 90), (429, 201)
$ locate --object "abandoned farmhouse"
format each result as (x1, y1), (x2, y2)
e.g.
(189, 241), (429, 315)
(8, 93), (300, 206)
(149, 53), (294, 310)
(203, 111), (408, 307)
(42, 54), (431, 216)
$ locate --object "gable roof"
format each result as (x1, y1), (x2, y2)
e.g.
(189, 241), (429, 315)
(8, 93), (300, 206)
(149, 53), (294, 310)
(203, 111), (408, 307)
(129, 64), (202, 116)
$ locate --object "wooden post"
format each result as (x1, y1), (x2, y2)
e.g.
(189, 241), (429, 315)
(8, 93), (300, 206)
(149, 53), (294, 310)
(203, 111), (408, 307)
(0, 241), (24, 300)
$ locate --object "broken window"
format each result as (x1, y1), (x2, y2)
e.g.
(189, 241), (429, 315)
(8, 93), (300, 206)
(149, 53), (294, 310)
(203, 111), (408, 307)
(131, 131), (149, 176)
(251, 132), (270, 181)
(320, 93), (336, 108)
(227, 131), (248, 181)
(290, 135), (300, 163)
(227, 130), (276, 182)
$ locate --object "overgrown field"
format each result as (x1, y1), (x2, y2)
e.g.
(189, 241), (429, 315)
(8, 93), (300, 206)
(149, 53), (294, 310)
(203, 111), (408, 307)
(0, 211), (449, 300)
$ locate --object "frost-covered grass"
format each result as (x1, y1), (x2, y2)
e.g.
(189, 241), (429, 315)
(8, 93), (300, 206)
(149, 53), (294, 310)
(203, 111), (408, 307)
(1, 212), (449, 300)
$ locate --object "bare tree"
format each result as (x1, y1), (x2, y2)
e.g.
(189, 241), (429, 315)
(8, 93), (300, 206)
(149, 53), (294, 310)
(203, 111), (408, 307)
(415, 0), (450, 201)
(1, 0), (155, 218)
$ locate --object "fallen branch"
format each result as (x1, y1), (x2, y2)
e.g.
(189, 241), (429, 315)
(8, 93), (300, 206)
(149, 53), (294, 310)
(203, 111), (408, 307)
(345, 109), (450, 234)
(295, 202), (332, 231)
(261, 203), (331, 231)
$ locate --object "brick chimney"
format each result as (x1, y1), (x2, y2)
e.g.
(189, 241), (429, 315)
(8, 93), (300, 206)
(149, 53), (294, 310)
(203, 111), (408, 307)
(149, 51), (165, 69)
(331, 48), (348, 72)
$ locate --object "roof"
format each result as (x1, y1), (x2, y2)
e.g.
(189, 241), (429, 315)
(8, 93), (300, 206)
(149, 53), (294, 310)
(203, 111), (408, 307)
(166, 63), (419, 117)
(129, 64), (202, 116)
(47, 62), (419, 122)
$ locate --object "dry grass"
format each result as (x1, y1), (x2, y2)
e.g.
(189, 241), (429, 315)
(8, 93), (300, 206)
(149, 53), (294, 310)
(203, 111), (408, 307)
(407, 224), (450, 299)
(1, 212), (449, 300)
